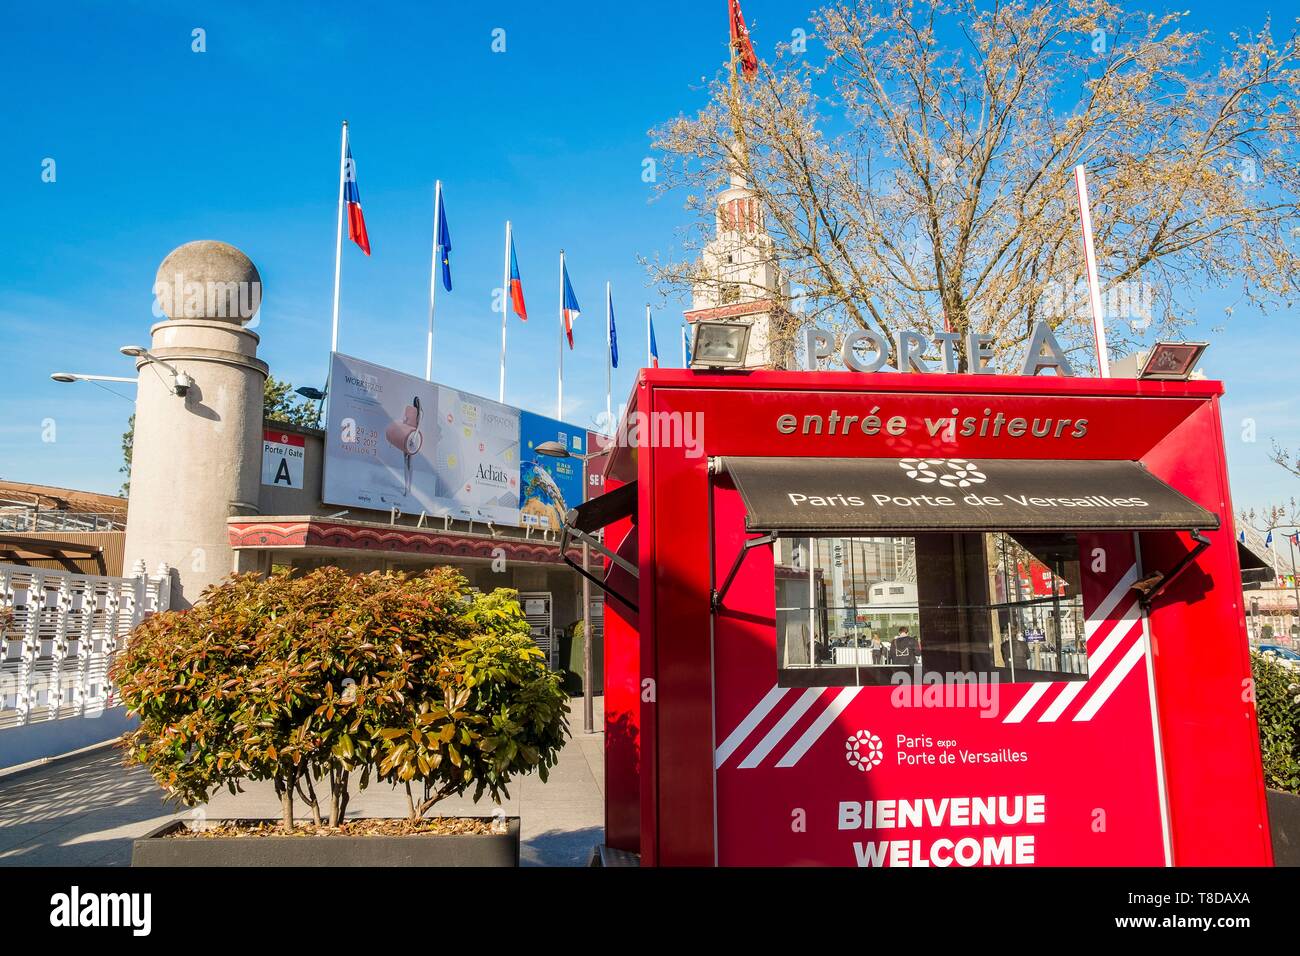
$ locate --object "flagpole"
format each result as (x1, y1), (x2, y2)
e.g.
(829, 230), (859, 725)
(500, 221), (510, 403)
(1074, 165), (1110, 377)
(605, 281), (612, 430)
(681, 323), (687, 367)
(558, 250), (565, 420)
(426, 180), (441, 381)
(330, 120), (348, 354)
(1290, 533), (1300, 631)
(646, 303), (652, 367)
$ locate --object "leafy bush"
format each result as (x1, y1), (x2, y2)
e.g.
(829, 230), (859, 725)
(1252, 650), (1300, 794)
(111, 567), (569, 830)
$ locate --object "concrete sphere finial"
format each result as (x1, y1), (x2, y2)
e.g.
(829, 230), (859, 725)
(153, 240), (262, 323)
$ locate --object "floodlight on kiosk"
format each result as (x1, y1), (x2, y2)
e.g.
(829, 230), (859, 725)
(1138, 342), (1209, 381)
(689, 320), (752, 370)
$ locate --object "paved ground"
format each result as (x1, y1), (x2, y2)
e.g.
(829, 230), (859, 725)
(0, 697), (604, 867)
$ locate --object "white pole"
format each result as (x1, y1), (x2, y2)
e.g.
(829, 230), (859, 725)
(330, 120), (348, 354)
(645, 303), (652, 367)
(500, 220), (510, 403)
(1074, 165), (1110, 377)
(426, 179), (442, 382)
(681, 323), (688, 367)
(605, 281), (612, 430)
(558, 250), (565, 420)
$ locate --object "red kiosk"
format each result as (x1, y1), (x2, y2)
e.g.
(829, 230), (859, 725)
(567, 366), (1273, 866)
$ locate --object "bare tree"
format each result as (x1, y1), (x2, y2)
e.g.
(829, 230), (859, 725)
(1272, 442), (1300, 481)
(651, 0), (1300, 369)
(1243, 499), (1300, 534)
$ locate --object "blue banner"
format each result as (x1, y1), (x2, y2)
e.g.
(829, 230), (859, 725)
(518, 411), (587, 531)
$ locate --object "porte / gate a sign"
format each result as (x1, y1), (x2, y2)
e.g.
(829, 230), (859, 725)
(262, 430), (305, 488)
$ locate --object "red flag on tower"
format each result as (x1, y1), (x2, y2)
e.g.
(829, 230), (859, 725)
(729, 0), (758, 81)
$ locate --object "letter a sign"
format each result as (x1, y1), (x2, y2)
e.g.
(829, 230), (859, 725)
(262, 430), (306, 488)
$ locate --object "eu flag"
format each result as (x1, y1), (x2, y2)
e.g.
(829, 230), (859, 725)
(436, 187), (452, 292)
(609, 294), (619, 369)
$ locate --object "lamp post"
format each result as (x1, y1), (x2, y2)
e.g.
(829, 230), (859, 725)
(119, 345), (194, 396)
(295, 385), (327, 423)
(50, 373), (137, 385)
(535, 439), (612, 734)
(1282, 527), (1300, 644)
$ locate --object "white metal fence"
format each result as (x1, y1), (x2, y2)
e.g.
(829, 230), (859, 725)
(0, 562), (171, 730)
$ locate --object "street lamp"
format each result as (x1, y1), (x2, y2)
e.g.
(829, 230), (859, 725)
(119, 345), (193, 396)
(295, 386), (327, 423)
(535, 439), (612, 735)
(50, 373), (137, 384)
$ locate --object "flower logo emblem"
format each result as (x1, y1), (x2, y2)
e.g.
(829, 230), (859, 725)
(845, 730), (884, 772)
(899, 458), (987, 489)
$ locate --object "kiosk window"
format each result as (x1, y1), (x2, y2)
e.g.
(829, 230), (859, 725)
(773, 533), (1087, 688)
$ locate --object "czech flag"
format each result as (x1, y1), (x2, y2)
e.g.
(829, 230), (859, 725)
(344, 141), (371, 256)
(508, 232), (527, 320)
(436, 187), (452, 292)
(729, 0), (758, 82)
(562, 260), (581, 348)
(649, 316), (660, 368)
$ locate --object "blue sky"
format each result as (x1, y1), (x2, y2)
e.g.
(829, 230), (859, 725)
(1, 0), (1296, 518)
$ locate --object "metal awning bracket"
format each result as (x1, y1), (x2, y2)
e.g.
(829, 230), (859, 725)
(712, 533), (776, 613)
(1132, 529), (1212, 610)
(559, 522), (639, 613)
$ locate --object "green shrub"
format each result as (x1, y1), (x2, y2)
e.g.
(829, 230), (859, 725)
(111, 567), (569, 830)
(1252, 650), (1300, 794)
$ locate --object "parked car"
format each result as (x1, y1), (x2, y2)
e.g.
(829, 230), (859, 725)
(1258, 644), (1300, 670)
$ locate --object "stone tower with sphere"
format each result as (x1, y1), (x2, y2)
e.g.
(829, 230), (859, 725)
(122, 241), (268, 607)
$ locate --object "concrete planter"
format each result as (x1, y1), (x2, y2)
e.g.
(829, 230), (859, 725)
(1267, 789), (1300, 867)
(132, 818), (520, 867)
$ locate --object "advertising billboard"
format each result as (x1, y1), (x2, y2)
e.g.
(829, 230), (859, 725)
(322, 353), (521, 524)
(518, 412), (586, 531)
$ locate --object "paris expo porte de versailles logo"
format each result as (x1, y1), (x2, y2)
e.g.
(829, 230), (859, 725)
(899, 458), (987, 489)
(846, 731), (885, 772)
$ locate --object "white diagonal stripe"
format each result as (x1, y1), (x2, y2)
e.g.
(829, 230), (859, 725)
(775, 686), (860, 767)
(1040, 578), (1141, 722)
(738, 687), (824, 769)
(1002, 681), (1052, 723)
(1084, 563), (1140, 642)
(1085, 598), (1141, 673)
(715, 685), (788, 768)
(1037, 680), (1087, 723)
(1073, 638), (1146, 722)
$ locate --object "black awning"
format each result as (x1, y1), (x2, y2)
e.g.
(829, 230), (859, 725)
(719, 457), (1219, 535)
(561, 481), (639, 612)
(1237, 537), (1274, 585)
(566, 480), (637, 534)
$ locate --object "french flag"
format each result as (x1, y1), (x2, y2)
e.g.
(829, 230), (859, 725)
(649, 315), (660, 368)
(344, 141), (370, 256)
(562, 259), (581, 347)
(508, 231), (527, 320)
